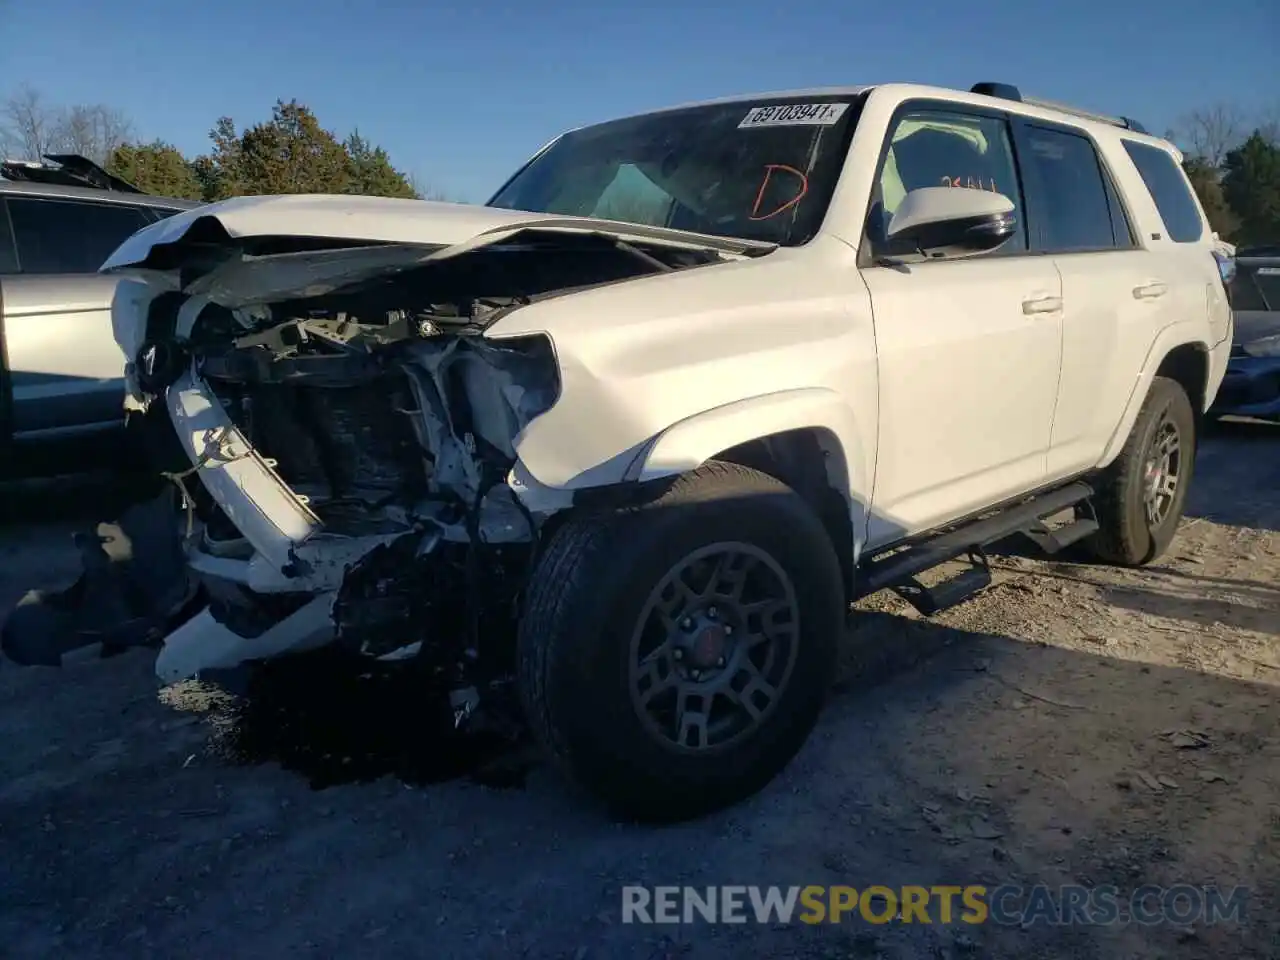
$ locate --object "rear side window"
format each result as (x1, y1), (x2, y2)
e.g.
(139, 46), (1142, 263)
(1017, 125), (1126, 253)
(1121, 140), (1204, 242)
(7, 197), (150, 274)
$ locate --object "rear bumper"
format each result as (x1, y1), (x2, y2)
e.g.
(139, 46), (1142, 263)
(1210, 355), (1280, 419)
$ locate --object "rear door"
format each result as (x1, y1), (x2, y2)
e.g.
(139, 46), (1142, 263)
(1011, 120), (1159, 478)
(1, 195), (151, 438)
(1121, 139), (1229, 348)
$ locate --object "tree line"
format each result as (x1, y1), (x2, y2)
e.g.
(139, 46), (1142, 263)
(0, 85), (442, 202)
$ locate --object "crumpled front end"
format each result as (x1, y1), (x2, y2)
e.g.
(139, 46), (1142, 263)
(148, 338), (557, 688)
(106, 215), (720, 685)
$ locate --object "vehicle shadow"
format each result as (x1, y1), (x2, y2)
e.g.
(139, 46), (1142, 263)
(1091, 576), (1278, 636)
(5, 595), (1275, 959)
(203, 600), (977, 796)
(978, 550), (1280, 638)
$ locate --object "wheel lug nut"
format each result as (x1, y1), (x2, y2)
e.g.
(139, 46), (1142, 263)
(681, 617), (693, 630)
(708, 606), (718, 619)
(716, 657), (725, 667)
(691, 670), (701, 680)
(724, 625), (733, 635)
(673, 649), (684, 660)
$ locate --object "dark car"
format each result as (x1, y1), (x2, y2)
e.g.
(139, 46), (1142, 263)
(1212, 246), (1280, 421)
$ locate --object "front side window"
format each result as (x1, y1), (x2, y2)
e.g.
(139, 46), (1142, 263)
(1121, 140), (1205, 243)
(869, 108), (1027, 256)
(1019, 127), (1120, 253)
(488, 96), (862, 246)
(7, 197), (151, 274)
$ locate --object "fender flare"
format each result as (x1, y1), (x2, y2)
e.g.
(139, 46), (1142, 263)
(1097, 322), (1210, 467)
(621, 386), (870, 536)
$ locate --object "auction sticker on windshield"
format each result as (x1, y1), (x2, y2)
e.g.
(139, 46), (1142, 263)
(739, 103), (850, 129)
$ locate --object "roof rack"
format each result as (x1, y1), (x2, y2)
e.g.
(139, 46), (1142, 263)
(969, 82), (1148, 135)
(0, 153), (146, 194)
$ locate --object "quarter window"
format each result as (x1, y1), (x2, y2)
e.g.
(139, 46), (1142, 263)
(1018, 127), (1122, 252)
(1121, 140), (1204, 242)
(7, 197), (151, 274)
(870, 109), (1026, 256)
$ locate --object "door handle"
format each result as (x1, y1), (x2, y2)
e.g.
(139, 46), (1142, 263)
(1021, 295), (1063, 316)
(1132, 281), (1168, 300)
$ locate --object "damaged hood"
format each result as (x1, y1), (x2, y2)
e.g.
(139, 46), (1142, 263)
(100, 193), (775, 306)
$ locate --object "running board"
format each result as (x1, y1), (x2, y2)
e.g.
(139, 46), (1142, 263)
(890, 549), (993, 616)
(856, 481), (1094, 612)
(1022, 516), (1099, 554)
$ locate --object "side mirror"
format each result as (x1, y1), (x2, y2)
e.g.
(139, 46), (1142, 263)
(885, 186), (1017, 259)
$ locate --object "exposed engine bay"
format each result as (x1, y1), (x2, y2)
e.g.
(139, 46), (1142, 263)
(121, 228), (730, 698)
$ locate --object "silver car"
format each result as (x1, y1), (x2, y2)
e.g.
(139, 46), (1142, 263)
(0, 155), (200, 476)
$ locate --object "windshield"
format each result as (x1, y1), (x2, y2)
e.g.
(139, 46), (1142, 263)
(487, 95), (863, 246)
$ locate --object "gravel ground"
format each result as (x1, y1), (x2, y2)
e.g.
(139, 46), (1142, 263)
(1, 420), (1277, 960)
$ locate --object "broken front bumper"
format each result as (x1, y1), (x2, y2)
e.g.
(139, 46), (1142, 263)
(156, 370), (417, 681)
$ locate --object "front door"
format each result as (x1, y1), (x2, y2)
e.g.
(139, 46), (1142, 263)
(860, 104), (1063, 541)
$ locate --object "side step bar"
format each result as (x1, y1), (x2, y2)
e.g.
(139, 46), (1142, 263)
(855, 481), (1094, 614)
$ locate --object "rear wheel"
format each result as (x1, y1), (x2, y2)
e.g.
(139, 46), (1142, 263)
(517, 462), (844, 822)
(1084, 376), (1196, 566)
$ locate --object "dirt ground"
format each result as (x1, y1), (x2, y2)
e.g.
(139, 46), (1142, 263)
(1, 420), (1277, 960)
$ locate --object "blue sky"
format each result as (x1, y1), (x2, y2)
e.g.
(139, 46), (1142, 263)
(3, 0), (1276, 202)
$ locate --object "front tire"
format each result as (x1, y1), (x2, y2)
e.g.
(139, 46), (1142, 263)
(1084, 376), (1197, 566)
(517, 462), (844, 822)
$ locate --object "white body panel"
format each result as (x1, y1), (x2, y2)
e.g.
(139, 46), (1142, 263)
(154, 596), (337, 684)
(858, 256), (1062, 533)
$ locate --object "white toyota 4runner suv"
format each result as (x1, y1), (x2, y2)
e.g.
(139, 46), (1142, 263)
(103, 81), (1231, 821)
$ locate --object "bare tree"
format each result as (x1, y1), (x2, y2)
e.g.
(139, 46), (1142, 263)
(57, 104), (135, 164)
(407, 171), (454, 202)
(1, 85), (135, 165)
(1, 84), (58, 159)
(1171, 103), (1246, 168)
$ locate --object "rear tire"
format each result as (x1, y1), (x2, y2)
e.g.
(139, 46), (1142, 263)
(1083, 376), (1196, 566)
(517, 461), (844, 822)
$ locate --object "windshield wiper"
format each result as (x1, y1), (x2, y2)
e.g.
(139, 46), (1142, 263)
(609, 237), (675, 272)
